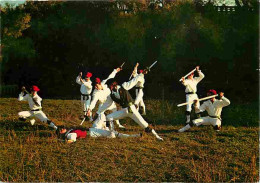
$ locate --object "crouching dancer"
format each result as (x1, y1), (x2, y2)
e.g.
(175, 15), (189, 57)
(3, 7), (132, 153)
(106, 81), (163, 141)
(56, 126), (141, 143)
(178, 90), (230, 132)
(18, 86), (58, 130)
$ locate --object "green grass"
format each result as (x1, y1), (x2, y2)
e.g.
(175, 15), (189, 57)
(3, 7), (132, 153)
(0, 98), (258, 182)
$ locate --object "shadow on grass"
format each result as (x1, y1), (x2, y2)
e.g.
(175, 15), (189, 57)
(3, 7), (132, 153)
(0, 120), (52, 131)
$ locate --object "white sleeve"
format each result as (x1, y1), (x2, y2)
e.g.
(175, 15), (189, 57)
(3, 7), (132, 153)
(195, 70), (205, 83)
(67, 133), (77, 142)
(82, 81), (92, 89)
(132, 67), (138, 78)
(122, 75), (141, 90)
(76, 76), (82, 85)
(89, 92), (99, 111)
(182, 79), (188, 86)
(195, 101), (207, 113)
(101, 69), (117, 85)
(18, 93), (28, 101)
(219, 97), (231, 108)
(33, 95), (42, 106)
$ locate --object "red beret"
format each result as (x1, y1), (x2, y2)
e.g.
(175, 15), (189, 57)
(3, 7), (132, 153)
(86, 72), (92, 78)
(95, 77), (101, 84)
(31, 85), (40, 92)
(139, 70), (144, 73)
(208, 89), (217, 95)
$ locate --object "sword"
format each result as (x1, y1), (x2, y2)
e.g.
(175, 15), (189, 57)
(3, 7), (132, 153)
(120, 62), (125, 68)
(148, 60), (157, 70)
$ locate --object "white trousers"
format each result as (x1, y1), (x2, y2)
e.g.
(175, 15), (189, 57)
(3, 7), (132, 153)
(135, 89), (145, 111)
(186, 93), (200, 111)
(18, 110), (49, 123)
(92, 113), (107, 129)
(106, 105), (149, 129)
(89, 128), (139, 138)
(93, 102), (122, 129)
(193, 116), (221, 127)
(81, 95), (91, 113)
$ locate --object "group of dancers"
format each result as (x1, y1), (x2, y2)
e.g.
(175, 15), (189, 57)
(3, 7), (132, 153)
(17, 64), (230, 143)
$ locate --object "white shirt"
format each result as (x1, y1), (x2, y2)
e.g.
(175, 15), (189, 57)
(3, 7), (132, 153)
(182, 70), (204, 93)
(132, 68), (145, 88)
(76, 76), (92, 95)
(195, 97), (231, 117)
(18, 93), (42, 110)
(89, 69), (118, 111)
(89, 84), (111, 110)
(67, 133), (77, 142)
(122, 74), (144, 90)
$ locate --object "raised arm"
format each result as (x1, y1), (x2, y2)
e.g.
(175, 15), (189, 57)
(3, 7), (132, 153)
(218, 92), (231, 107)
(132, 63), (139, 78)
(122, 74), (142, 91)
(194, 66), (205, 83)
(101, 68), (121, 85)
(18, 87), (28, 101)
(76, 72), (83, 85)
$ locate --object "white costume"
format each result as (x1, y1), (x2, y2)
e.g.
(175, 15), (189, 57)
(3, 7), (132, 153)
(89, 127), (140, 138)
(89, 69), (124, 129)
(182, 69), (205, 122)
(76, 76), (92, 115)
(132, 68), (146, 115)
(18, 92), (57, 130)
(178, 96), (230, 132)
(62, 128), (140, 142)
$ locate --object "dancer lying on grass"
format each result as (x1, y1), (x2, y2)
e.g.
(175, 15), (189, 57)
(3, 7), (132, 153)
(56, 126), (141, 143)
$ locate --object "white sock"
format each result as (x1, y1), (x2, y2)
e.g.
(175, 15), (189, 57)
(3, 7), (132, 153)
(178, 124), (191, 132)
(151, 129), (163, 140)
(49, 122), (58, 130)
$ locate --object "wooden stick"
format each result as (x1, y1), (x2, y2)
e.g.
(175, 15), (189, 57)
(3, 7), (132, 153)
(179, 68), (196, 81)
(177, 94), (218, 107)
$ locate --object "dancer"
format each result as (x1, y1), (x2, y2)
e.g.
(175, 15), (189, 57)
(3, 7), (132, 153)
(178, 90), (230, 132)
(76, 71), (93, 121)
(180, 66), (205, 123)
(18, 86), (58, 130)
(87, 67), (125, 128)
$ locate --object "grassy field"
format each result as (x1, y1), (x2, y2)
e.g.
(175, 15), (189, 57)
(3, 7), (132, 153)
(0, 98), (259, 182)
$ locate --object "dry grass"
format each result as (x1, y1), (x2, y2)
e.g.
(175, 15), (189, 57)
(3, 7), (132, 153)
(0, 98), (258, 182)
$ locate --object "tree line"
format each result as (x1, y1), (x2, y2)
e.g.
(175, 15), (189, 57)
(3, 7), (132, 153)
(1, 0), (258, 103)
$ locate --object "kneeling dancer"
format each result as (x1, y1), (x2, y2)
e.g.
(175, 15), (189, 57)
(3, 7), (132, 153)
(178, 89), (230, 132)
(18, 86), (58, 130)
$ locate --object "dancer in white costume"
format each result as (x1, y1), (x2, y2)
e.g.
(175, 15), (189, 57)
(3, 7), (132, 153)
(178, 89), (230, 132)
(88, 67), (125, 129)
(180, 66), (205, 123)
(76, 71), (93, 120)
(18, 86), (58, 130)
